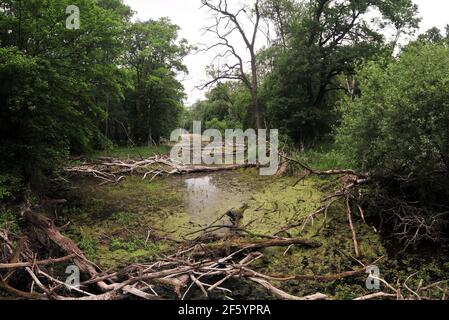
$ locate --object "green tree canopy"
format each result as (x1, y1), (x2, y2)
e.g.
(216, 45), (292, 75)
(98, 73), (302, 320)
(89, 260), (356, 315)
(337, 43), (449, 196)
(260, 0), (419, 146)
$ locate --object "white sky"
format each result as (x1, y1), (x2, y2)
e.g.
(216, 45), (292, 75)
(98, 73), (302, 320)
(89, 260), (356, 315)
(123, 0), (449, 105)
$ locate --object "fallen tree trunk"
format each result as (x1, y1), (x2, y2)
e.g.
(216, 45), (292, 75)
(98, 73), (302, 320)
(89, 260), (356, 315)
(65, 155), (257, 184)
(22, 207), (117, 292)
(280, 153), (368, 179)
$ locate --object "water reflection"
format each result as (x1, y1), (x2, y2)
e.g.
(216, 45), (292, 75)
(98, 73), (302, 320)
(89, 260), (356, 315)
(155, 173), (253, 238)
(184, 176), (221, 219)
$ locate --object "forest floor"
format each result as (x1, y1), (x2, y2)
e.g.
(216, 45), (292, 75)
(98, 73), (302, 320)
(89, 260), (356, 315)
(51, 146), (449, 300)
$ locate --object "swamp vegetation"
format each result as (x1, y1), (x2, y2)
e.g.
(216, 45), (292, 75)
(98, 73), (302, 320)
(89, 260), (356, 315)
(1, 0), (449, 300)
(13, 156), (444, 300)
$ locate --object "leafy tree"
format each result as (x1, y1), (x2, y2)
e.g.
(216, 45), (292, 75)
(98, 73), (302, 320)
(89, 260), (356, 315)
(185, 82), (250, 131)
(336, 43), (449, 245)
(0, 0), (191, 195)
(337, 43), (449, 212)
(417, 26), (449, 44)
(0, 0), (129, 187)
(260, 0), (419, 147)
(124, 19), (190, 145)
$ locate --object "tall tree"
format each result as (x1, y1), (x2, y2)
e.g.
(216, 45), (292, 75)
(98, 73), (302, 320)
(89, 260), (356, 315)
(261, 0), (419, 146)
(124, 18), (190, 145)
(0, 0), (129, 185)
(201, 0), (264, 129)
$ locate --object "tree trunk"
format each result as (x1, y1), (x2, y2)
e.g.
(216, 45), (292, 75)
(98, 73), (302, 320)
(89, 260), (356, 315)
(105, 94), (110, 139)
(251, 54), (262, 130)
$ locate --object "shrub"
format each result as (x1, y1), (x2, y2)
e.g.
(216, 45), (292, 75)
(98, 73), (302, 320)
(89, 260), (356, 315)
(0, 174), (23, 201)
(0, 208), (20, 233)
(337, 44), (449, 180)
(337, 43), (449, 246)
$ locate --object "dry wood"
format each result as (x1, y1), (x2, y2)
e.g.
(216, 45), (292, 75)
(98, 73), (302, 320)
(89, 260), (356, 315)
(65, 155), (256, 184)
(0, 254), (76, 270)
(354, 292), (396, 300)
(280, 153), (368, 178)
(193, 237), (321, 258)
(22, 207), (116, 292)
(345, 194), (360, 258)
(250, 278), (327, 300)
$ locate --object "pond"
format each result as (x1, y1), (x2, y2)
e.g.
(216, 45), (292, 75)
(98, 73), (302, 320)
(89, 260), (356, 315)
(63, 170), (267, 247)
(60, 169), (449, 299)
(181, 174), (251, 233)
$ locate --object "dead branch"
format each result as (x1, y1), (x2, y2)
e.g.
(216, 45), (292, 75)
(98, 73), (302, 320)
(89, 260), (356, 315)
(345, 193), (360, 258)
(249, 278), (327, 300)
(200, 0), (263, 129)
(192, 237), (321, 259)
(64, 155), (256, 185)
(280, 153), (368, 179)
(0, 254), (76, 270)
(354, 292), (396, 300)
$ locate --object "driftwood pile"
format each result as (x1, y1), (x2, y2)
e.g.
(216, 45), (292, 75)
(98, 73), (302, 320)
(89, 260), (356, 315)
(0, 204), (336, 300)
(0, 201), (446, 300)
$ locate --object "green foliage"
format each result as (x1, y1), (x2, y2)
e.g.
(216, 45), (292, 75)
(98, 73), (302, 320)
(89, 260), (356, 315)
(123, 19), (190, 145)
(0, 208), (20, 233)
(192, 0), (419, 147)
(337, 43), (449, 245)
(0, 0), (130, 188)
(110, 237), (159, 254)
(260, 0), (418, 146)
(291, 146), (353, 172)
(417, 26), (449, 44)
(337, 44), (449, 180)
(77, 228), (100, 260)
(0, 174), (23, 201)
(185, 82), (250, 131)
(0, 1), (189, 197)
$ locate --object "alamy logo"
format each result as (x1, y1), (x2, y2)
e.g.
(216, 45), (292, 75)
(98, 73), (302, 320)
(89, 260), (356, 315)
(170, 122), (279, 176)
(65, 265), (80, 289)
(365, 265), (380, 290)
(66, 5), (80, 30)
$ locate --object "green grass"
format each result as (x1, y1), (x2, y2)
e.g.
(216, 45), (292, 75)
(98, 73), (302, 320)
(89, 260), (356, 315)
(94, 145), (171, 160)
(290, 145), (354, 171)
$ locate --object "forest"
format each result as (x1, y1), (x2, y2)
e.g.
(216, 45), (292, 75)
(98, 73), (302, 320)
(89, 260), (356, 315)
(0, 0), (449, 301)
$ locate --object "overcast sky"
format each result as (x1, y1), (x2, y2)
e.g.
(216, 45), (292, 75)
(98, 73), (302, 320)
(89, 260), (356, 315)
(123, 0), (449, 105)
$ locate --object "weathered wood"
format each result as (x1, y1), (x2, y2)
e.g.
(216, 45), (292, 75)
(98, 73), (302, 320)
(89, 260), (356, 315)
(250, 277), (327, 300)
(0, 254), (76, 270)
(0, 279), (48, 300)
(354, 292), (396, 300)
(65, 155), (257, 184)
(242, 265), (367, 283)
(22, 208), (117, 292)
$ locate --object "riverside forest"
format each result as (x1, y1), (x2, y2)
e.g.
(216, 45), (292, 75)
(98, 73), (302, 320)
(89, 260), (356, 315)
(1, 0), (449, 302)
